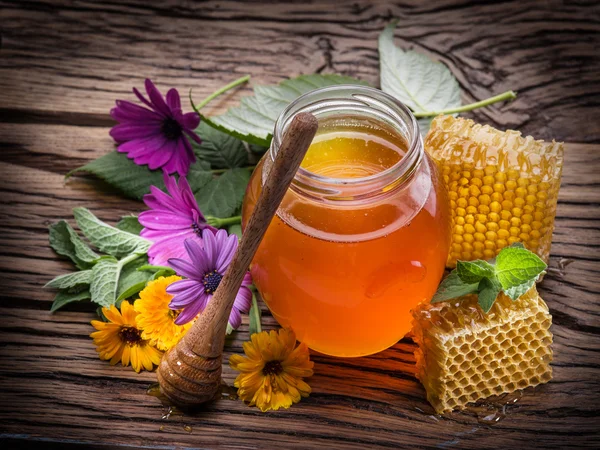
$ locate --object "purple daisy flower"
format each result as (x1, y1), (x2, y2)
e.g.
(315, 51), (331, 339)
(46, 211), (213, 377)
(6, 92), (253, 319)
(139, 174), (216, 266)
(166, 231), (252, 328)
(110, 79), (201, 176)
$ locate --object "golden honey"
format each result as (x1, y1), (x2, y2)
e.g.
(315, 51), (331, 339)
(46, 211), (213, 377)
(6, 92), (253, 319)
(425, 115), (564, 267)
(242, 86), (451, 357)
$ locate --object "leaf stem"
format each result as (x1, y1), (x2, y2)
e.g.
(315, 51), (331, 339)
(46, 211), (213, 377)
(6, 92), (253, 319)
(206, 215), (242, 228)
(137, 264), (174, 273)
(192, 75), (251, 111)
(211, 165), (256, 174)
(249, 292), (262, 335)
(413, 90), (517, 118)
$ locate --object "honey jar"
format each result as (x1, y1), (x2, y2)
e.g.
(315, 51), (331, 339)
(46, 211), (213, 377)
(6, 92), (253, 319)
(242, 86), (451, 357)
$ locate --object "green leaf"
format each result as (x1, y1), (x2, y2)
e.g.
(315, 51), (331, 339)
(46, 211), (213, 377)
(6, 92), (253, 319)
(51, 289), (91, 313)
(248, 291), (262, 336)
(45, 270), (92, 289)
(477, 277), (502, 313)
(204, 74), (369, 146)
(49, 220), (100, 269)
(117, 255), (152, 301)
(116, 216), (143, 235)
(193, 122), (248, 169)
(67, 151), (213, 200)
(503, 277), (537, 301)
(495, 246), (547, 292)
(90, 257), (120, 307)
(456, 260), (495, 284)
(73, 208), (150, 258)
(431, 271), (479, 303)
(378, 22), (460, 133)
(228, 224), (242, 240)
(226, 323), (234, 335)
(196, 168), (251, 217)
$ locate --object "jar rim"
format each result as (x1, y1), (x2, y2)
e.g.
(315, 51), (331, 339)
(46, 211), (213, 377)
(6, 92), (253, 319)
(271, 84), (423, 198)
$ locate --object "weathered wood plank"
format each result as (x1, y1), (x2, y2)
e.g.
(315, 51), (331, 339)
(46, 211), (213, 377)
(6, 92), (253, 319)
(0, 0), (599, 143)
(1, 136), (599, 447)
(1, 0), (599, 448)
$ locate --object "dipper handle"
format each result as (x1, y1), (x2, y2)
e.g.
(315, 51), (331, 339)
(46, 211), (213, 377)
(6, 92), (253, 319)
(157, 112), (319, 408)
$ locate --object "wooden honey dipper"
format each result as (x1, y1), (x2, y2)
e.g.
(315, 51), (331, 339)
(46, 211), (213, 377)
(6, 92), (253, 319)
(157, 112), (318, 409)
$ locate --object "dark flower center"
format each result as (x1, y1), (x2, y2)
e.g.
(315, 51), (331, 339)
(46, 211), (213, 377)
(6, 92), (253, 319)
(119, 326), (142, 346)
(191, 222), (203, 236)
(263, 360), (283, 376)
(161, 118), (182, 140)
(203, 270), (223, 294)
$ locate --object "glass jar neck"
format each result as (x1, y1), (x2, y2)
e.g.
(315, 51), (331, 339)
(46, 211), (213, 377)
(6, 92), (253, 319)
(265, 85), (424, 205)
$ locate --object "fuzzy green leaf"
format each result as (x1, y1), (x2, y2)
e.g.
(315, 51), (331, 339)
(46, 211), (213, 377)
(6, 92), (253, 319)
(478, 277), (502, 313)
(68, 151), (213, 200)
(193, 122), (248, 169)
(116, 216), (143, 235)
(495, 246), (547, 292)
(204, 74), (369, 146)
(46, 270), (92, 289)
(431, 271), (479, 303)
(379, 22), (461, 134)
(51, 289), (91, 313)
(73, 208), (150, 258)
(49, 220), (100, 269)
(117, 255), (152, 301)
(228, 224), (243, 240)
(456, 260), (496, 284)
(195, 168), (251, 218)
(90, 257), (120, 307)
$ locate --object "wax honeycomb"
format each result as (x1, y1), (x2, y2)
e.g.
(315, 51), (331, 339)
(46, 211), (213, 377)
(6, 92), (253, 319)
(412, 287), (553, 414)
(424, 115), (564, 267)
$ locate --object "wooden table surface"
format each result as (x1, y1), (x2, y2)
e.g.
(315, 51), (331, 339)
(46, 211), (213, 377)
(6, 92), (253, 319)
(1, 1), (599, 448)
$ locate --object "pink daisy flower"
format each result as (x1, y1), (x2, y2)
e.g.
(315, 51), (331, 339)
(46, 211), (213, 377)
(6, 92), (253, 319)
(110, 79), (201, 176)
(167, 231), (252, 328)
(139, 174), (216, 266)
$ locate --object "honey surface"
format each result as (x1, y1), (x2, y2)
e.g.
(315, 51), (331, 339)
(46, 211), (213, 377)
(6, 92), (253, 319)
(243, 122), (450, 357)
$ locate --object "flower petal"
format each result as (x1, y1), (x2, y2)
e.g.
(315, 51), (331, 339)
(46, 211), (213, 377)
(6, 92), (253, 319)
(228, 309), (242, 329)
(111, 100), (163, 123)
(183, 238), (211, 275)
(181, 112), (200, 131)
(216, 232), (238, 273)
(168, 257), (203, 280)
(109, 122), (162, 143)
(233, 286), (252, 314)
(166, 88), (181, 111)
(145, 79), (171, 117)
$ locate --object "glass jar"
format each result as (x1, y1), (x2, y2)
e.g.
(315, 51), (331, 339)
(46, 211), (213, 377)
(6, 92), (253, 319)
(241, 85), (451, 357)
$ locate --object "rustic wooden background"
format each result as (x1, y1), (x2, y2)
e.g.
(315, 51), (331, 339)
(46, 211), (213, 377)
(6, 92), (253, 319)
(1, 0), (599, 448)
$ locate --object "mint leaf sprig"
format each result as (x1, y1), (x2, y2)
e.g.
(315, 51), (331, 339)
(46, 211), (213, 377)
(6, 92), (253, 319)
(46, 210), (155, 312)
(432, 243), (547, 313)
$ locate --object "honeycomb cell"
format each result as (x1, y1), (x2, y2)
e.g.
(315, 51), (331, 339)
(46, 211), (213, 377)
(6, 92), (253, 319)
(412, 287), (553, 414)
(424, 115), (564, 267)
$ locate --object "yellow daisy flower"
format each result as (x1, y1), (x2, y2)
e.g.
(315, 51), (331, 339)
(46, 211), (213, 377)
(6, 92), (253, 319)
(90, 300), (162, 373)
(230, 328), (314, 412)
(134, 275), (193, 351)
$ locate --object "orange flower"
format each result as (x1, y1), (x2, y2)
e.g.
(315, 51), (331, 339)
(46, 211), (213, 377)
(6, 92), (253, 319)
(230, 328), (314, 412)
(90, 301), (162, 373)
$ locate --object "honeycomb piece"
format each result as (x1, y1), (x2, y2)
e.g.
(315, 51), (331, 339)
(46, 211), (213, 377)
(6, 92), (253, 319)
(412, 286), (553, 414)
(424, 115), (564, 267)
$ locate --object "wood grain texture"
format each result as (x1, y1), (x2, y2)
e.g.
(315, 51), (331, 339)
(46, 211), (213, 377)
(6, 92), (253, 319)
(0, 0), (599, 143)
(0, 0), (599, 448)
